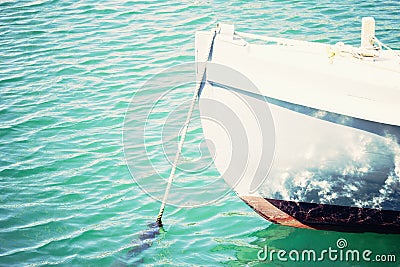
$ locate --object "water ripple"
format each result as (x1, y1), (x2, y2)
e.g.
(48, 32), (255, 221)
(0, 0), (399, 266)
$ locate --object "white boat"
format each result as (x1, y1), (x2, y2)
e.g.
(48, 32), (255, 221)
(195, 18), (400, 233)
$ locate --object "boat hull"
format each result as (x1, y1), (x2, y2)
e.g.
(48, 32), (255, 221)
(196, 29), (400, 233)
(242, 196), (400, 234)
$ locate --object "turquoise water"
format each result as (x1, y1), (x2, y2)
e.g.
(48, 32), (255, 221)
(1, 0), (400, 266)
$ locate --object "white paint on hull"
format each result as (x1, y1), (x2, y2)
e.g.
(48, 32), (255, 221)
(196, 27), (400, 211)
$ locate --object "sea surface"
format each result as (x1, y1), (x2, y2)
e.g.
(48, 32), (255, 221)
(1, 0), (400, 266)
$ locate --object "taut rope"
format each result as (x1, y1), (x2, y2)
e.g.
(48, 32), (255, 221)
(156, 29), (217, 227)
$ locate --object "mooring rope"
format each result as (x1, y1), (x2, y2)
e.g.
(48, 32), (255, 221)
(372, 36), (400, 60)
(156, 29), (217, 227)
(235, 31), (326, 48)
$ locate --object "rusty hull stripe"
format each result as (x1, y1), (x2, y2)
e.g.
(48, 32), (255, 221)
(240, 195), (314, 229)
